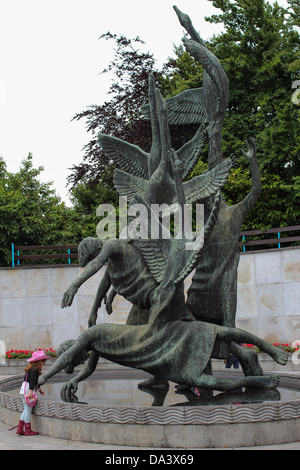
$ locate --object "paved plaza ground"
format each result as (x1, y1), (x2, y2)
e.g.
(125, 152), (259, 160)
(0, 418), (300, 450)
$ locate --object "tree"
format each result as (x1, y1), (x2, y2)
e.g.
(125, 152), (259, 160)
(163, 0), (300, 229)
(204, 0), (299, 173)
(209, 0), (300, 228)
(0, 154), (78, 266)
(66, 180), (120, 242)
(287, 0), (300, 28)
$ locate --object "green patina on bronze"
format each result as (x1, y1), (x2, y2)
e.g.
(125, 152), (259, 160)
(39, 7), (288, 400)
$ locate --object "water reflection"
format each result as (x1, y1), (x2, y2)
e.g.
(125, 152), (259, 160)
(10, 378), (300, 407)
(174, 386), (281, 406)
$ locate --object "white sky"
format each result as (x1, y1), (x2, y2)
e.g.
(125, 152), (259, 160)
(0, 0), (288, 205)
(0, 0), (225, 204)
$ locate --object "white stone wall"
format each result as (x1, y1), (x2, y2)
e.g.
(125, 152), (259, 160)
(236, 247), (300, 344)
(0, 247), (299, 350)
(0, 264), (124, 351)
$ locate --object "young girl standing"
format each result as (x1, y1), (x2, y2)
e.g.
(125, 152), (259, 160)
(16, 350), (51, 436)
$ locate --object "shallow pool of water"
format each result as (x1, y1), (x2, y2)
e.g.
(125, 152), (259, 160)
(10, 378), (300, 407)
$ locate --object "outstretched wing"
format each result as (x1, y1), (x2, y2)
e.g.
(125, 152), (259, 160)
(177, 125), (207, 180)
(98, 134), (149, 179)
(140, 88), (208, 126)
(113, 169), (147, 205)
(183, 155), (235, 204)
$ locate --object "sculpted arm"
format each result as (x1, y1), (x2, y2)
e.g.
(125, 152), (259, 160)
(39, 336), (90, 385)
(88, 269), (112, 327)
(61, 243), (114, 308)
(105, 288), (117, 315)
(39, 329), (99, 401)
(238, 139), (262, 216)
(60, 352), (99, 401)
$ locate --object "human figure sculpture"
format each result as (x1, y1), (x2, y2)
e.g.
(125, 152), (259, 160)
(39, 315), (287, 401)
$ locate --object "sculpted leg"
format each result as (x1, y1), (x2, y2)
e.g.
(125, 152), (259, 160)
(138, 376), (169, 389)
(216, 326), (288, 366)
(195, 373), (280, 392)
(231, 342), (264, 376)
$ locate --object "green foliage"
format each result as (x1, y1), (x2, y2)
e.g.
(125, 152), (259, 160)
(207, 0), (300, 177)
(0, 154), (77, 266)
(222, 167), (299, 229)
(0, 153), (124, 267)
(162, 0), (300, 229)
(160, 46), (204, 97)
(67, 181), (119, 241)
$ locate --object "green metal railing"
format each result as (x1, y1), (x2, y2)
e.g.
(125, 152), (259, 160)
(11, 225), (300, 266)
(239, 225), (300, 252)
(11, 244), (78, 267)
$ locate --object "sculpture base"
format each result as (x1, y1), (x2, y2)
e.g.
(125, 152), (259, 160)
(1, 369), (300, 448)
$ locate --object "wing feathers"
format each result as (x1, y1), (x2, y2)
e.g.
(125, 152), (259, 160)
(140, 88), (208, 126)
(113, 169), (147, 204)
(99, 134), (149, 179)
(183, 155), (234, 204)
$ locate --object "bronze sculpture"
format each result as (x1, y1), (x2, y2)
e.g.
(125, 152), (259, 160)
(39, 7), (288, 398)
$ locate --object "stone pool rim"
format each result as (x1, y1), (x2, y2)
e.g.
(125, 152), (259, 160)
(1, 369), (300, 448)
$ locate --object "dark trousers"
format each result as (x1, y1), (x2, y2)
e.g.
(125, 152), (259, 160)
(225, 354), (239, 369)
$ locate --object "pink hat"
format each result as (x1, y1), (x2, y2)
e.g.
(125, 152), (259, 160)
(27, 350), (51, 362)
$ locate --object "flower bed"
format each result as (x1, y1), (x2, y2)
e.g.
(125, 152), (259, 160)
(243, 342), (300, 354)
(5, 348), (57, 360)
(4, 343), (300, 359)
